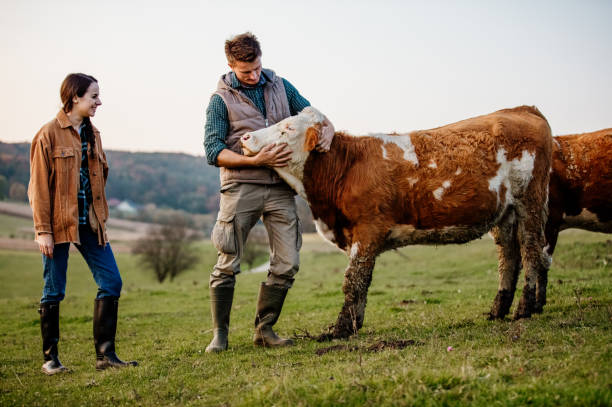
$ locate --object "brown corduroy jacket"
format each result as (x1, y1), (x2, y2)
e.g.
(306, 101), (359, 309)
(28, 110), (110, 245)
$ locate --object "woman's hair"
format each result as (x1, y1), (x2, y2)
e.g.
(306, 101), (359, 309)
(225, 32), (262, 65)
(60, 73), (98, 156)
(60, 73), (97, 113)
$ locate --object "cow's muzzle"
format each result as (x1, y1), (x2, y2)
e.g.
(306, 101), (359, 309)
(241, 133), (256, 156)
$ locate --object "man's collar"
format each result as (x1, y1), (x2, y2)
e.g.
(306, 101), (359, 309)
(229, 71), (267, 89)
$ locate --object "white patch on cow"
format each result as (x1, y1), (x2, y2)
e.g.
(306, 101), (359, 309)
(455, 167), (462, 176)
(381, 145), (388, 160)
(433, 187), (444, 200)
(543, 249), (552, 269)
(407, 177), (419, 186)
(433, 180), (451, 200)
(553, 137), (561, 149)
(542, 245), (553, 265)
(314, 218), (337, 245)
(357, 133), (419, 166)
(349, 242), (360, 258)
(488, 148), (535, 207)
(428, 160), (437, 169)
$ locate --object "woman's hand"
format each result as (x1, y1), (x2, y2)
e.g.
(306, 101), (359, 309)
(36, 233), (54, 258)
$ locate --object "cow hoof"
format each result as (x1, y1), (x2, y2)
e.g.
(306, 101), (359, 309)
(487, 311), (506, 320)
(489, 290), (513, 321)
(512, 310), (532, 320)
(316, 329), (353, 341)
(329, 324), (354, 340)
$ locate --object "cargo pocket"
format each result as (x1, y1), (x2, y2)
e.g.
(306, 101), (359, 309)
(211, 213), (237, 255)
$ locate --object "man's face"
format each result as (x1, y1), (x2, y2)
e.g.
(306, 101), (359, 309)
(229, 56), (262, 86)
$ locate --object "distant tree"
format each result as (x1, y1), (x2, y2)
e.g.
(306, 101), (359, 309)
(8, 182), (27, 202)
(205, 193), (220, 213)
(132, 216), (200, 283)
(0, 175), (8, 200)
(241, 225), (269, 271)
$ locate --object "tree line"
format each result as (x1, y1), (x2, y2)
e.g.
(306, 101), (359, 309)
(0, 141), (221, 214)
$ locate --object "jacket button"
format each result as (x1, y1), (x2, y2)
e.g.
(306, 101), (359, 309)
(93, 172), (97, 176)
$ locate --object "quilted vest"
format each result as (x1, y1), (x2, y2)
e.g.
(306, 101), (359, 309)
(214, 69), (291, 186)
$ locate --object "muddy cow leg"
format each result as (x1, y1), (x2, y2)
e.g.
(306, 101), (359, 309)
(332, 240), (377, 339)
(514, 180), (551, 320)
(535, 224), (559, 313)
(489, 213), (521, 319)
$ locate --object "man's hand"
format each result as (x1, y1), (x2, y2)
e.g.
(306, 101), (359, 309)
(316, 116), (335, 152)
(36, 233), (54, 258)
(253, 143), (293, 167)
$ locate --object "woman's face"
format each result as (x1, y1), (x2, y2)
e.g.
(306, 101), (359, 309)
(73, 82), (102, 117)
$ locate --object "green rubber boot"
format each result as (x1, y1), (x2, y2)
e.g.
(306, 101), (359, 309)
(253, 283), (294, 347)
(205, 286), (234, 353)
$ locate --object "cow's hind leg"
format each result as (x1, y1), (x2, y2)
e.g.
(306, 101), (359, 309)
(331, 240), (378, 339)
(489, 212), (521, 319)
(514, 186), (551, 320)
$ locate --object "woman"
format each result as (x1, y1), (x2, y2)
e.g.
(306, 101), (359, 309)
(28, 73), (137, 374)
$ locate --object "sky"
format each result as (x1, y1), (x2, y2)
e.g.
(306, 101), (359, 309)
(1, 0), (611, 155)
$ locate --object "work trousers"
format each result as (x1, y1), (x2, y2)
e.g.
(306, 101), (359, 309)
(210, 183), (302, 289)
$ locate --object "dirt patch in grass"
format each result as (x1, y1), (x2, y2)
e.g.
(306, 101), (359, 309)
(315, 339), (420, 355)
(366, 339), (419, 351)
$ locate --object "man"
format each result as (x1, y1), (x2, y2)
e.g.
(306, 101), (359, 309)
(203, 32), (334, 352)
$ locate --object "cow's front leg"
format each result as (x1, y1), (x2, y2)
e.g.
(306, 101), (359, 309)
(332, 242), (376, 339)
(535, 224), (559, 313)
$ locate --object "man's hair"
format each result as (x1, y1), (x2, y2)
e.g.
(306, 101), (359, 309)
(225, 32), (262, 65)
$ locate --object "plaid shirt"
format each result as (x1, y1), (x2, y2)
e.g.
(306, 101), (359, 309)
(77, 124), (93, 225)
(203, 71), (310, 166)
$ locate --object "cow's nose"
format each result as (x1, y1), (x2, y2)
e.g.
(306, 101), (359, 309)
(242, 134), (251, 141)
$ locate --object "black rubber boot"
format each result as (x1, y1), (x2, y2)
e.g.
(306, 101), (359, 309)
(39, 302), (68, 375)
(93, 297), (138, 370)
(253, 283), (294, 347)
(205, 286), (234, 353)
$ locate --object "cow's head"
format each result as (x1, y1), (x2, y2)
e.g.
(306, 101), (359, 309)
(241, 106), (325, 156)
(241, 106), (326, 199)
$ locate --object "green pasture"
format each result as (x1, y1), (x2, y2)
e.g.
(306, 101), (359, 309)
(1, 230), (610, 406)
(0, 212), (33, 239)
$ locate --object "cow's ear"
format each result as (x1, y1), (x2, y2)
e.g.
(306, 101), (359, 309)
(304, 123), (321, 152)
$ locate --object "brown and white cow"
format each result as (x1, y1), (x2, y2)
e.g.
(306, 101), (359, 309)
(241, 106), (553, 339)
(489, 128), (612, 319)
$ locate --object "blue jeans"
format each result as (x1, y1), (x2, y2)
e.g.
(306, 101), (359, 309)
(41, 225), (122, 303)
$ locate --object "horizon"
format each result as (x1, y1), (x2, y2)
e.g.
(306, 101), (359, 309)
(1, 0), (611, 155)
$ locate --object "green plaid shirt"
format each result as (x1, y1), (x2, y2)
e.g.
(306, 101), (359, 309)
(203, 71), (310, 166)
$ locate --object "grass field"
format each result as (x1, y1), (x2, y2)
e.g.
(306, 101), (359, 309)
(0, 212), (34, 239)
(1, 230), (610, 406)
